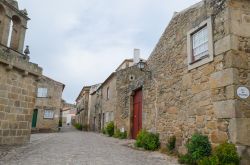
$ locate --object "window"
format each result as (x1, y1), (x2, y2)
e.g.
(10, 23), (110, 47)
(107, 87), (110, 100)
(105, 112), (109, 122)
(37, 88), (48, 97)
(192, 26), (208, 61)
(187, 17), (213, 70)
(110, 112), (114, 121)
(44, 110), (54, 119)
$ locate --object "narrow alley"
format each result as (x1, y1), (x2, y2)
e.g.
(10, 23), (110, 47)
(0, 127), (179, 165)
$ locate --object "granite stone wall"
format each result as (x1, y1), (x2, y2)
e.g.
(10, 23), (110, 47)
(100, 74), (117, 128)
(0, 51), (42, 145)
(141, 0), (250, 163)
(34, 76), (64, 132)
(116, 66), (147, 138)
(114, 0), (250, 164)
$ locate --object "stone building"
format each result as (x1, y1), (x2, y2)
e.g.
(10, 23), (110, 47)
(88, 84), (102, 131)
(75, 86), (91, 129)
(116, 65), (147, 139)
(83, 50), (144, 132)
(0, 0), (42, 145)
(61, 102), (76, 125)
(115, 0), (250, 164)
(31, 76), (65, 132)
(99, 73), (116, 129)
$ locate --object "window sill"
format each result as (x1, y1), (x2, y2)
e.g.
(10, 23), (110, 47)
(188, 54), (213, 71)
(43, 118), (54, 120)
(189, 54), (209, 65)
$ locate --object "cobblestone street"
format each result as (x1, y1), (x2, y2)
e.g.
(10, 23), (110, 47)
(0, 126), (179, 165)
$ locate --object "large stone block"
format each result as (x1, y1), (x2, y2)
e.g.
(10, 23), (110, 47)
(229, 118), (250, 146)
(210, 68), (238, 89)
(214, 35), (231, 56)
(213, 100), (236, 119)
(230, 8), (250, 37)
(224, 50), (248, 69)
(210, 130), (228, 144)
(182, 74), (192, 89)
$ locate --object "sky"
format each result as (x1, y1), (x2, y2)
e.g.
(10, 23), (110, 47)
(17, 0), (201, 103)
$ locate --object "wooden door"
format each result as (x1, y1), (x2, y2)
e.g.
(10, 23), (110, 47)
(132, 89), (142, 139)
(32, 109), (38, 128)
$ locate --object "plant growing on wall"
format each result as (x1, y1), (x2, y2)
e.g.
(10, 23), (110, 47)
(166, 135), (176, 154)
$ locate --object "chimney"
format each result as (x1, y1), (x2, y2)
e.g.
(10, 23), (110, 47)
(133, 48), (140, 64)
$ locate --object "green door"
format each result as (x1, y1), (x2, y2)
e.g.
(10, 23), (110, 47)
(32, 109), (38, 128)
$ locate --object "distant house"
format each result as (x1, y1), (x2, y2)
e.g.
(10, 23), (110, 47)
(99, 73), (117, 129)
(62, 102), (76, 125)
(87, 49), (145, 133)
(32, 76), (65, 133)
(88, 84), (102, 131)
(75, 86), (91, 129)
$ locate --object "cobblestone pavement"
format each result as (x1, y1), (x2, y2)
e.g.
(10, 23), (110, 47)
(0, 126), (179, 165)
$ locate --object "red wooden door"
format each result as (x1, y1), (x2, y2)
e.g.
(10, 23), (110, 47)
(132, 89), (142, 139)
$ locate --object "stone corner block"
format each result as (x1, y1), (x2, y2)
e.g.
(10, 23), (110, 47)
(210, 68), (238, 89)
(229, 118), (250, 146)
(213, 100), (236, 119)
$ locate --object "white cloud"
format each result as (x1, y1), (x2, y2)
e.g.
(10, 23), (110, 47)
(17, 0), (201, 103)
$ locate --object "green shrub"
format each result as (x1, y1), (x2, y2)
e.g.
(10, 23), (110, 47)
(179, 133), (212, 165)
(114, 129), (127, 139)
(167, 135), (176, 153)
(214, 142), (240, 165)
(74, 123), (83, 130)
(198, 142), (240, 165)
(119, 131), (127, 139)
(58, 120), (62, 127)
(82, 124), (89, 131)
(198, 156), (219, 165)
(113, 129), (121, 138)
(135, 130), (160, 151)
(179, 154), (196, 165)
(101, 128), (106, 134)
(186, 133), (212, 162)
(106, 121), (114, 137)
(135, 130), (147, 148)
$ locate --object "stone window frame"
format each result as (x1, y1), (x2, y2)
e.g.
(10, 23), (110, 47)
(37, 87), (48, 98)
(43, 109), (54, 119)
(187, 17), (214, 70)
